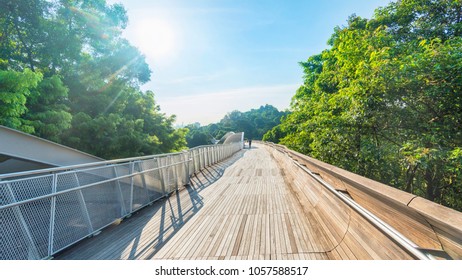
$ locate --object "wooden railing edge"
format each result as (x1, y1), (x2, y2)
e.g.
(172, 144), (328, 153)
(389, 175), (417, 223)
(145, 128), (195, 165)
(260, 141), (462, 259)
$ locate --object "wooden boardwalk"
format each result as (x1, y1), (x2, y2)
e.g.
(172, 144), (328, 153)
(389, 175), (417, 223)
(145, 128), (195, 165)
(56, 143), (413, 260)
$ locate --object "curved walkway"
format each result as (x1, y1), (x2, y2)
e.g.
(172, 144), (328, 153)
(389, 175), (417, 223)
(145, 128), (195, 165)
(56, 144), (331, 260)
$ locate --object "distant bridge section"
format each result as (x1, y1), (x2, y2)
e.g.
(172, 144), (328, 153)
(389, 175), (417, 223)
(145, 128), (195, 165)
(0, 125), (102, 174)
(216, 132), (245, 145)
(222, 132), (244, 145)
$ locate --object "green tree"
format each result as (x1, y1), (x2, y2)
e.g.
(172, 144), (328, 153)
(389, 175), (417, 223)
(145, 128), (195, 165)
(0, 68), (42, 132)
(25, 75), (72, 142)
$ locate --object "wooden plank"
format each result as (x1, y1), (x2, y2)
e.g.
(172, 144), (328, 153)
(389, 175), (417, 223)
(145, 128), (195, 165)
(231, 214), (248, 256)
(291, 210), (315, 252)
(224, 215), (245, 257)
(202, 214), (231, 257)
(278, 214), (291, 254)
(288, 213), (309, 253)
(264, 214), (271, 256)
(239, 214), (254, 256)
(170, 216), (211, 259)
(215, 214), (240, 257)
(284, 213), (299, 254)
(186, 216), (221, 259)
(250, 214), (261, 256)
(196, 215), (226, 257)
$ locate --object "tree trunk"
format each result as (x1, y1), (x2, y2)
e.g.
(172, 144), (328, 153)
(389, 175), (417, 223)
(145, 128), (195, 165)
(425, 167), (437, 201)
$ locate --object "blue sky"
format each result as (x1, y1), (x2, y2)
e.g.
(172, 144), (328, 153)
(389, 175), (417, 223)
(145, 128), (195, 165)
(107, 0), (392, 125)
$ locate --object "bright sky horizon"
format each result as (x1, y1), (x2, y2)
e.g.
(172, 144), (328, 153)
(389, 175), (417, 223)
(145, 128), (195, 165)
(107, 0), (392, 126)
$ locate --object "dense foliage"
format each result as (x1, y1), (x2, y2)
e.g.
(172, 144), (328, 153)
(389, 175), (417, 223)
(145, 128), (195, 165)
(0, 0), (187, 159)
(186, 105), (287, 147)
(264, 0), (462, 210)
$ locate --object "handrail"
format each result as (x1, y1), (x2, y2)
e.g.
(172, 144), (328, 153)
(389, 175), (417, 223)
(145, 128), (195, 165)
(0, 143), (237, 180)
(0, 150), (187, 180)
(0, 159), (192, 211)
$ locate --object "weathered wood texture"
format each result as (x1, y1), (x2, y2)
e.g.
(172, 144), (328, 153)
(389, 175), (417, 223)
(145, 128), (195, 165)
(270, 143), (462, 260)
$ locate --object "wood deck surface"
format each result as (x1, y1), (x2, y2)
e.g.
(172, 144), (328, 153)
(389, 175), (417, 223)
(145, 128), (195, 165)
(55, 143), (413, 260)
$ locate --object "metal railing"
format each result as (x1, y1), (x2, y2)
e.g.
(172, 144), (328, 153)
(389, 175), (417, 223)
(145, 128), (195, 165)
(0, 142), (242, 260)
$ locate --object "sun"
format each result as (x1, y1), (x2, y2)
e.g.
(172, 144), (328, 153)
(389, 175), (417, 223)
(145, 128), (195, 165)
(132, 18), (177, 61)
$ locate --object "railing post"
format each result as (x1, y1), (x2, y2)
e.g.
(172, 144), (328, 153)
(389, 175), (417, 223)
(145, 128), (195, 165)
(47, 173), (57, 256)
(195, 149), (199, 172)
(200, 148), (204, 168)
(199, 148), (203, 170)
(74, 172), (94, 234)
(209, 146), (212, 165)
(166, 156), (171, 193)
(138, 161), (150, 203)
(113, 166), (127, 216)
(184, 150), (190, 186)
(213, 146), (217, 164)
(204, 147), (207, 167)
(129, 161), (135, 212)
(198, 149), (201, 172)
(211, 146), (214, 164)
(203, 147), (206, 168)
(158, 157), (167, 196)
(172, 155), (179, 192)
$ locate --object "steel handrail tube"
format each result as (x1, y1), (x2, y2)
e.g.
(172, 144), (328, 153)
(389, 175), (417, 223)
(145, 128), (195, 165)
(0, 150), (191, 180)
(0, 143), (240, 180)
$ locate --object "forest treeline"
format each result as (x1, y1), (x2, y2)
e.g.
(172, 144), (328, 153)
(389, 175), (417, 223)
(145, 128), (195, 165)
(185, 105), (287, 147)
(264, 0), (462, 210)
(0, 0), (187, 159)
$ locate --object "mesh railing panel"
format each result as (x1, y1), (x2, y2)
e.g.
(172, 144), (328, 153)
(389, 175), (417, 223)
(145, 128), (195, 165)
(82, 181), (120, 230)
(52, 190), (91, 253)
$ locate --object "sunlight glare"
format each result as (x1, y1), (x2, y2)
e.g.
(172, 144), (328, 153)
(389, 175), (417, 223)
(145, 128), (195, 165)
(132, 18), (177, 61)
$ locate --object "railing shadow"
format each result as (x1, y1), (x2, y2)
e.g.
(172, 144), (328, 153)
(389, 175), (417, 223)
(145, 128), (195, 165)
(55, 149), (246, 260)
(140, 150), (246, 259)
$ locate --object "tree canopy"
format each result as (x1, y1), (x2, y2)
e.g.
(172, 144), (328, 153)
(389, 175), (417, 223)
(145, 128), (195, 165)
(265, 0), (462, 210)
(0, 0), (187, 159)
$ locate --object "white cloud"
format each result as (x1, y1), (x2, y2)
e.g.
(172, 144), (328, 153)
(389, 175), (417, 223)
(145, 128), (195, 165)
(158, 72), (226, 85)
